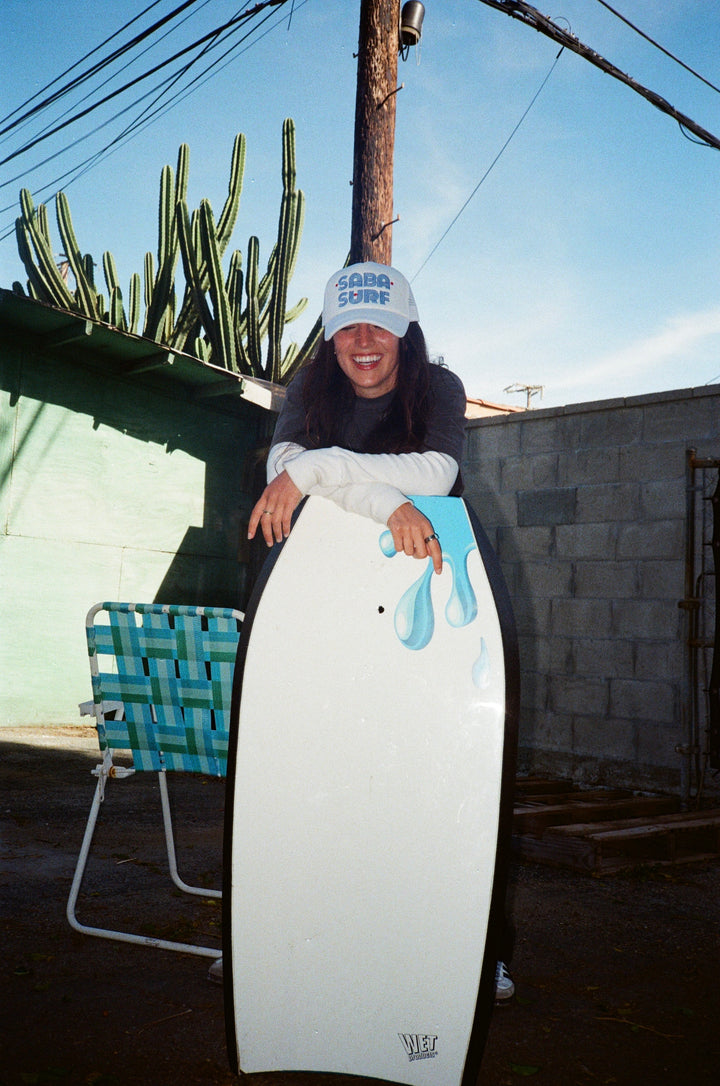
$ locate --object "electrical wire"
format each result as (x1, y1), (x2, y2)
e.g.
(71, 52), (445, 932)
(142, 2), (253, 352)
(475, 1), (720, 152)
(594, 0), (720, 96)
(0, 1), (290, 170)
(0, 0), (203, 137)
(69, 0), (291, 184)
(0, 0), (217, 155)
(0, 0), (299, 243)
(411, 46), (564, 283)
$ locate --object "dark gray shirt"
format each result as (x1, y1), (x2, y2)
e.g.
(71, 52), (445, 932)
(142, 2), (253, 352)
(272, 363), (467, 466)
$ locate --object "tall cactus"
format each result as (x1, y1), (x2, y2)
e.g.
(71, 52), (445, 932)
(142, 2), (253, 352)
(168, 134), (246, 352)
(12, 122), (314, 385)
(56, 191), (100, 319)
(144, 144), (188, 342)
(15, 189), (76, 309)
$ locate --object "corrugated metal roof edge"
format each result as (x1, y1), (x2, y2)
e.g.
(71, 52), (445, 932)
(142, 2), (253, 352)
(0, 289), (286, 415)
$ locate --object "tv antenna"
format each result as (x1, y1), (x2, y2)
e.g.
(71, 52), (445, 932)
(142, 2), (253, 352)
(504, 383), (544, 409)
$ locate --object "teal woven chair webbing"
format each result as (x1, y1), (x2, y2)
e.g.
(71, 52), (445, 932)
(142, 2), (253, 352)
(87, 605), (242, 775)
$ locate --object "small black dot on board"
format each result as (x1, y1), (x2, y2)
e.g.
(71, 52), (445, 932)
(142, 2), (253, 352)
(378, 605), (385, 614)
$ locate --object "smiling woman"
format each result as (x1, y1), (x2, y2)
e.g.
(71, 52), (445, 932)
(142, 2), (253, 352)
(247, 261), (468, 572)
(332, 321), (400, 398)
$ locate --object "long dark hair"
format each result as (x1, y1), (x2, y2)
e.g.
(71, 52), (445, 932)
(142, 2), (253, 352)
(301, 322), (432, 454)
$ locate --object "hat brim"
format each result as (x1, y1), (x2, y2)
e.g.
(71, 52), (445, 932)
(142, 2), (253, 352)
(324, 308), (410, 341)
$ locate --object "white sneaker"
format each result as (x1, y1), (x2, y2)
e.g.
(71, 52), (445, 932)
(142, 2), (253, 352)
(208, 957), (223, 984)
(494, 960), (515, 1003)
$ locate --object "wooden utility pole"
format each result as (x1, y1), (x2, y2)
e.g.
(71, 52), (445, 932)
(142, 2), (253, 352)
(350, 0), (400, 264)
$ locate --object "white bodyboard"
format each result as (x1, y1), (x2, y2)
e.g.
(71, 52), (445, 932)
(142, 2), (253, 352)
(224, 496), (518, 1084)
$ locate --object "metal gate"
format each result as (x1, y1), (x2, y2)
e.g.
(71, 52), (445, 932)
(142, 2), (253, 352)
(680, 449), (720, 805)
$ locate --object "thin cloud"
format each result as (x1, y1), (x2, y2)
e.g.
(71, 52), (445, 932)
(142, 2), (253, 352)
(562, 308), (720, 389)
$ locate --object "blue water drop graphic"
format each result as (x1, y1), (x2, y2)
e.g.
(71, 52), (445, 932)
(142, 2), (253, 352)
(394, 562), (435, 651)
(472, 639), (491, 688)
(378, 530), (396, 557)
(444, 547), (478, 628)
(378, 498), (480, 653)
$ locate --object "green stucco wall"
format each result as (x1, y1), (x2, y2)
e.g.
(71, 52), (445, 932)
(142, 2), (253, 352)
(1, 335), (269, 726)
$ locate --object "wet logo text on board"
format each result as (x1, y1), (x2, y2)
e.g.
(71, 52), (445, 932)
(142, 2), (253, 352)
(398, 1033), (438, 1062)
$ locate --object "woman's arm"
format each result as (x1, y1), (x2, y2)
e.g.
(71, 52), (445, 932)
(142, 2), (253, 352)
(268, 442), (458, 501)
(248, 443), (455, 572)
(248, 469), (444, 572)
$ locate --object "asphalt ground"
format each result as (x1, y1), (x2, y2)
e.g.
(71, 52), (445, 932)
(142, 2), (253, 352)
(1, 726), (719, 1086)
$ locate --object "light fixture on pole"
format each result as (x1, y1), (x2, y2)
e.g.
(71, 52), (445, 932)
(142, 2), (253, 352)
(400, 2), (424, 50)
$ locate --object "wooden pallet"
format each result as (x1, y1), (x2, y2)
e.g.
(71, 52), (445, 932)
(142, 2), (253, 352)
(511, 777), (720, 873)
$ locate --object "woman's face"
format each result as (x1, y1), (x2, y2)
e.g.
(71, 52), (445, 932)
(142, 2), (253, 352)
(332, 323), (400, 398)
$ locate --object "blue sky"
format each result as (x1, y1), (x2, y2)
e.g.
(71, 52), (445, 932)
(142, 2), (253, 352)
(3, 0), (720, 409)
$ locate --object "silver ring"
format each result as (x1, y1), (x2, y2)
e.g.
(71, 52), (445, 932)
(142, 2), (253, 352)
(424, 533), (438, 544)
(263, 510), (273, 516)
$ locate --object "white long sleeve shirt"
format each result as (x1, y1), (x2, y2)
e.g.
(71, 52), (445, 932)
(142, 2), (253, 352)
(268, 441), (459, 525)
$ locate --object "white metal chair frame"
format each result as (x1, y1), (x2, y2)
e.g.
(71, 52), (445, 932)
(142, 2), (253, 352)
(67, 602), (243, 958)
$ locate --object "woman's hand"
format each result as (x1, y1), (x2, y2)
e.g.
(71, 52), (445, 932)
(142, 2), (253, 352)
(387, 501), (443, 574)
(248, 471), (303, 546)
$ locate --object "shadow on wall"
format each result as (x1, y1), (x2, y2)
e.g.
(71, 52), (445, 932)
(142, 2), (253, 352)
(1, 346), (274, 612)
(463, 465), (539, 762)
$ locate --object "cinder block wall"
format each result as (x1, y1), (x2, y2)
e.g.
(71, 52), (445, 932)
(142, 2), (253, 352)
(463, 385), (720, 798)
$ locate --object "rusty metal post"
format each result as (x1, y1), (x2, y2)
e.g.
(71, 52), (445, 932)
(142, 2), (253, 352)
(350, 0), (400, 264)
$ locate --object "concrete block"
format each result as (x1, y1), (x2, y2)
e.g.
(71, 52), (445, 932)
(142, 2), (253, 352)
(643, 395), (720, 445)
(501, 453), (559, 491)
(552, 596), (613, 637)
(530, 453), (561, 488)
(609, 678), (676, 724)
(571, 714), (637, 761)
(574, 560), (638, 599)
(519, 415), (569, 455)
(555, 522), (616, 560)
(572, 637), (635, 679)
(549, 636), (575, 675)
(462, 456), (502, 495)
(521, 559), (574, 597)
(518, 487), (577, 527)
(526, 709), (574, 753)
(616, 519), (683, 561)
(464, 416), (521, 459)
(518, 633), (564, 674)
(634, 641), (684, 683)
(618, 442), (684, 485)
(575, 482), (641, 524)
(641, 478), (685, 520)
(463, 484), (515, 533)
(638, 560), (684, 601)
(635, 721), (684, 769)
(497, 524), (553, 561)
(611, 599), (682, 640)
(520, 670), (550, 712)
(500, 455), (535, 492)
(578, 405), (644, 449)
(559, 446), (621, 486)
(549, 675), (610, 717)
(511, 595), (552, 637)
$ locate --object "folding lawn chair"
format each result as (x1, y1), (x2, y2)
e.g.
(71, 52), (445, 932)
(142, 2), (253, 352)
(67, 602), (243, 957)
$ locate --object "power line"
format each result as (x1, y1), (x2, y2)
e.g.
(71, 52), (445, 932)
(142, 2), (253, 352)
(0, 4), (215, 178)
(594, 0), (720, 97)
(0, 0), (202, 137)
(0, 1), (291, 170)
(476, 0), (720, 152)
(0, 0), (300, 243)
(411, 46), (564, 283)
(0, 0), (171, 129)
